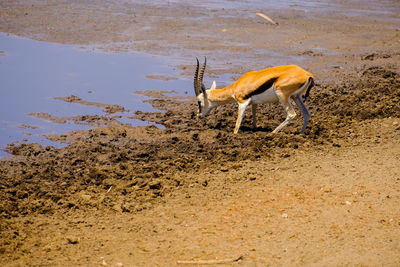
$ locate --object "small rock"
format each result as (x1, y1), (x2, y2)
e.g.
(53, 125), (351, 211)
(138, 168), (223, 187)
(66, 236), (80, 244)
(281, 213), (288, 218)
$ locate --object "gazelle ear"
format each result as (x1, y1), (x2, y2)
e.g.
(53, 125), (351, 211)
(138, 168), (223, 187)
(210, 80), (216, 90)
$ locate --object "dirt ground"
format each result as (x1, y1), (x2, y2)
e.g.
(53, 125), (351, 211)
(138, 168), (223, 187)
(1, 0), (400, 266)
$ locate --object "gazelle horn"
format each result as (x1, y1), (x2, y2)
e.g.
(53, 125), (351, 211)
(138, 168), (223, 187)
(199, 57), (207, 95)
(193, 58), (200, 96)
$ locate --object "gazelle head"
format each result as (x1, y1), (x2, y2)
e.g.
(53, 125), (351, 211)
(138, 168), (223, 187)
(193, 57), (216, 118)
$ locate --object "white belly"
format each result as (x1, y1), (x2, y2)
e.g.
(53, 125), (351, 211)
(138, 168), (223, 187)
(251, 86), (279, 104)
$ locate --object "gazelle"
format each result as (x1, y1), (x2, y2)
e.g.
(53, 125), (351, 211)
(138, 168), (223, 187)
(193, 58), (314, 134)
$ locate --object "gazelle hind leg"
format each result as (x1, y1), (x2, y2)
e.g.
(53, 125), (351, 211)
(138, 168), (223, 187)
(234, 99), (251, 134)
(293, 95), (310, 134)
(272, 97), (296, 133)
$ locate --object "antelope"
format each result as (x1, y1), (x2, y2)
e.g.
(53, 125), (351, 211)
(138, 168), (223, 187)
(193, 58), (314, 134)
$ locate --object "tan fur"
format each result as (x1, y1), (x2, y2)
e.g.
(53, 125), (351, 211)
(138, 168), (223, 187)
(211, 65), (312, 103)
(199, 64), (314, 134)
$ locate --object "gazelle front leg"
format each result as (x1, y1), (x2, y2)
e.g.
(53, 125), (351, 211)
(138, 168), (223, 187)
(234, 99), (251, 134)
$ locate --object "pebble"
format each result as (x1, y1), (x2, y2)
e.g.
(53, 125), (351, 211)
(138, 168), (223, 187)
(66, 236), (80, 244)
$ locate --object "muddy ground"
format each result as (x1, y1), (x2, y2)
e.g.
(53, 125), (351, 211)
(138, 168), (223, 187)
(1, 0), (400, 266)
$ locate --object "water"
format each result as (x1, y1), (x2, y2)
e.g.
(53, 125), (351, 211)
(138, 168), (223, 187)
(0, 33), (191, 157)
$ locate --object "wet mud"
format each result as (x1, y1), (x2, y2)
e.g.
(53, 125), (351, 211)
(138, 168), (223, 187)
(1, 65), (399, 217)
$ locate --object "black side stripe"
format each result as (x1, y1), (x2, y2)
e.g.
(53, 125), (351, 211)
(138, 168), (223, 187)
(243, 77), (278, 100)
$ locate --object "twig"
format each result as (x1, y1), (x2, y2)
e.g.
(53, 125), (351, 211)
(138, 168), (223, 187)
(256, 12), (279, 26)
(106, 186), (112, 193)
(177, 255), (243, 265)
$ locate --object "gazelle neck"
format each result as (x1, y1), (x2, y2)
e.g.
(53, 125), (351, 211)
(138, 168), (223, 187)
(207, 86), (235, 104)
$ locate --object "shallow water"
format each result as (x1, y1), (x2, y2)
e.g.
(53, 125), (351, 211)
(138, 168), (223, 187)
(0, 33), (191, 156)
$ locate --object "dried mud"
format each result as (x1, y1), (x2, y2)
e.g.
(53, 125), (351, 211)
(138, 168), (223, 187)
(1, 0), (400, 266)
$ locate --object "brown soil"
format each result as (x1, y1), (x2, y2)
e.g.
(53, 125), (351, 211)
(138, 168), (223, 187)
(52, 95), (127, 114)
(1, 0), (400, 266)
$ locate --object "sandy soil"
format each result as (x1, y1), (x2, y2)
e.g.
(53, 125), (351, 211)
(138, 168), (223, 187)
(1, 0), (400, 266)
